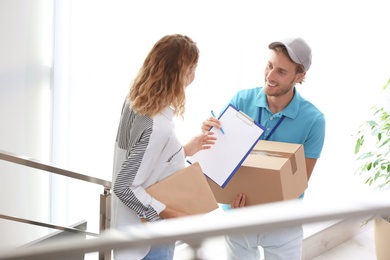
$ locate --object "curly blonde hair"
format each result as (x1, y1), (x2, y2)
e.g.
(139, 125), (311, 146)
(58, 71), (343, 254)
(128, 34), (199, 118)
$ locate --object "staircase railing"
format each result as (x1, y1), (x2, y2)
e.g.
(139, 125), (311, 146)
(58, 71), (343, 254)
(0, 189), (389, 260)
(0, 150), (112, 260)
(2, 149), (390, 260)
(0, 214), (98, 237)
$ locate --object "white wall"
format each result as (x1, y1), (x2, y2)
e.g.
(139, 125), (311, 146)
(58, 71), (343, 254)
(48, 0), (390, 239)
(61, 0), (390, 197)
(0, 0), (52, 250)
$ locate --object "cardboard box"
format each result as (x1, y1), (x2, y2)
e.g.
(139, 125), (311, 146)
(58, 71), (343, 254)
(147, 162), (219, 215)
(206, 140), (308, 206)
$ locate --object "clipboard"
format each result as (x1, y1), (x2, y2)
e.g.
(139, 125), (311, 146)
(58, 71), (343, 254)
(187, 104), (265, 188)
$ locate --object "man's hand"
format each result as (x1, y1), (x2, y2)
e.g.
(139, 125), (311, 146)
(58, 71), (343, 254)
(202, 116), (222, 133)
(230, 193), (246, 208)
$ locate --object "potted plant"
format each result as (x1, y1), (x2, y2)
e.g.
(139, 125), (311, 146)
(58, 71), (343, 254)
(354, 78), (390, 260)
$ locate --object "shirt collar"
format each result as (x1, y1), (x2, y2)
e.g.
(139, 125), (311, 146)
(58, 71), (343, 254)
(257, 87), (301, 119)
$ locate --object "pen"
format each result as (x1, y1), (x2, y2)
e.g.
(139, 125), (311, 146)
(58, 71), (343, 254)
(211, 110), (225, 134)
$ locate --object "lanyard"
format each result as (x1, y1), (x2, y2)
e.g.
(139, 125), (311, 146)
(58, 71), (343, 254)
(258, 107), (285, 140)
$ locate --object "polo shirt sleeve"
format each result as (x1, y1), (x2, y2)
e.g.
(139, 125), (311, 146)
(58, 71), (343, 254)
(304, 113), (326, 159)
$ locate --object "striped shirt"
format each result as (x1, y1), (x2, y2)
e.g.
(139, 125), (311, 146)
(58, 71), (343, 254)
(111, 100), (185, 244)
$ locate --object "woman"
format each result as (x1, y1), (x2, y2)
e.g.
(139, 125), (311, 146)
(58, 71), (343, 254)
(111, 34), (216, 260)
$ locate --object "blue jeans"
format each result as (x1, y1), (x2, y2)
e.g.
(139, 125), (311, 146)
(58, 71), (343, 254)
(143, 243), (175, 260)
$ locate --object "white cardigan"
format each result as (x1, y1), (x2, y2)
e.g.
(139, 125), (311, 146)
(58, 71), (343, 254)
(111, 101), (185, 259)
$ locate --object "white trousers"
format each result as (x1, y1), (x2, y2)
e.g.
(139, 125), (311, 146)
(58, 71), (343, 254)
(225, 225), (303, 260)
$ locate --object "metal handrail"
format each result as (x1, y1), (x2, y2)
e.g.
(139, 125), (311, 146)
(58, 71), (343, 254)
(0, 214), (98, 237)
(0, 150), (112, 259)
(0, 150), (111, 188)
(0, 189), (389, 260)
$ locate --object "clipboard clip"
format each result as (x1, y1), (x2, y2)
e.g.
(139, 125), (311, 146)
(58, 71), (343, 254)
(236, 111), (254, 126)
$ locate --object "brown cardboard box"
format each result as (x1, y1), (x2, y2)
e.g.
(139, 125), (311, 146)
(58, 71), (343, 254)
(147, 162), (219, 215)
(206, 140), (308, 206)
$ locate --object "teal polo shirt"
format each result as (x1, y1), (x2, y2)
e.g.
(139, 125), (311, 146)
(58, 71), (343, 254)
(220, 87), (325, 208)
(226, 87), (325, 159)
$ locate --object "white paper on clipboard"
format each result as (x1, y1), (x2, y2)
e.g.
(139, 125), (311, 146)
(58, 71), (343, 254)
(187, 104), (265, 188)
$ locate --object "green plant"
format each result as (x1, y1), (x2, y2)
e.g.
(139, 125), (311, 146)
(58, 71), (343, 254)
(354, 78), (390, 224)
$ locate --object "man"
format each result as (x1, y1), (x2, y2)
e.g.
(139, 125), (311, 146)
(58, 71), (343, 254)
(202, 37), (326, 260)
